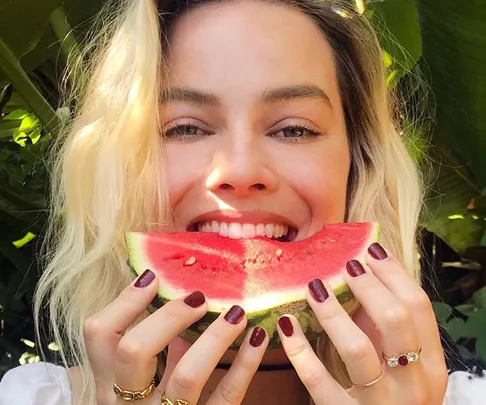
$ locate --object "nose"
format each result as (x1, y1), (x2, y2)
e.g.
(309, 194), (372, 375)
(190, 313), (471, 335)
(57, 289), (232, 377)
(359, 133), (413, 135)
(205, 140), (279, 198)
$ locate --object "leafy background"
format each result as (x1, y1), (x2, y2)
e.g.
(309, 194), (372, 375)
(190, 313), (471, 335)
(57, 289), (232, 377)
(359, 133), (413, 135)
(0, 0), (485, 378)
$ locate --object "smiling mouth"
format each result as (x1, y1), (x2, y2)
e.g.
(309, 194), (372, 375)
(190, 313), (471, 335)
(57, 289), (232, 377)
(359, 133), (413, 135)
(187, 221), (298, 242)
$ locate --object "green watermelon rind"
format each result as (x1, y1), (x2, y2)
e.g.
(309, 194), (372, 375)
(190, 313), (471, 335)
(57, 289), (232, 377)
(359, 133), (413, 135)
(139, 275), (354, 350)
(126, 222), (380, 349)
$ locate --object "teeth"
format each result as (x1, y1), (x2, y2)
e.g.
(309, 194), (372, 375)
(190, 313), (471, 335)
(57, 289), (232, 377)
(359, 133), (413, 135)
(256, 223), (265, 236)
(242, 223), (256, 238)
(219, 222), (229, 236)
(196, 221), (291, 240)
(265, 224), (274, 238)
(228, 223), (241, 239)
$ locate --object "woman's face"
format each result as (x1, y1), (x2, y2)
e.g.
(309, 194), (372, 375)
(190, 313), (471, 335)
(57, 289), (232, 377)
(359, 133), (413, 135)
(162, 0), (350, 241)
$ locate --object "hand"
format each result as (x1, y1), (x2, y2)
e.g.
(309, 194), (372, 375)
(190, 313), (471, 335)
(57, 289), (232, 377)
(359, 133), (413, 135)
(277, 242), (449, 405)
(83, 269), (269, 405)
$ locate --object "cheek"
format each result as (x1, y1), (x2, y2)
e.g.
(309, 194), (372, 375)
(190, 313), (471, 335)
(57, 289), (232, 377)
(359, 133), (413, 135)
(165, 143), (207, 208)
(290, 142), (350, 223)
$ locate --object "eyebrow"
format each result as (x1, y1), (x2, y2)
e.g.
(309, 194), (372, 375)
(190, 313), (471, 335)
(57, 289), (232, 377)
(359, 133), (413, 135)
(162, 84), (332, 108)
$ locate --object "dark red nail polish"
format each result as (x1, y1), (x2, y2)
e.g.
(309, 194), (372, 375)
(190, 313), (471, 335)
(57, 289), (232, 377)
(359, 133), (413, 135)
(134, 269), (155, 288)
(183, 291), (206, 308)
(278, 316), (294, 337)
(250, 327), (266, 347)
(346, 260), (365, 277)
(308, 279), (329, 303)
(368, 243), (388, 260)
(224, 305), (245, 325)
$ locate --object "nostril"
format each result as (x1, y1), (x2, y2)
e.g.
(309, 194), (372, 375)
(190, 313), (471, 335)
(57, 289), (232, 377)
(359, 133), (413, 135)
(220, 183), (234, 190)
(252, 183), (266, 190)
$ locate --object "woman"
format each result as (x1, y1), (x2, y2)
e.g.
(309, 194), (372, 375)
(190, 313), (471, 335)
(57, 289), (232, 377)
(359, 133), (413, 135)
(0, 0), (484, 404)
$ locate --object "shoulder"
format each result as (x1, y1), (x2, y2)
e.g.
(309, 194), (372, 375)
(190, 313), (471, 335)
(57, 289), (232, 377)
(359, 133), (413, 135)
(0, 362), (72, 405)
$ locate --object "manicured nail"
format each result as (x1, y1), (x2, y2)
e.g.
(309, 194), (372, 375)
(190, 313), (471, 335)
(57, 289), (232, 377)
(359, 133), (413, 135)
(134, 269), (155, 288)
(278, 316), (294, 337)
(224, 305), (245, 325)
(308, 279), (329, 303)
(368, 242), (388, 260)
(250, 327), (266, 347)
(183, 291), (206, 308)
(346, 260), (365, 277)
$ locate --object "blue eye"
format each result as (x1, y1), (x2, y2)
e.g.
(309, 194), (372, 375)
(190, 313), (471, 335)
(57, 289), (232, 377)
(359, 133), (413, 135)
(270, 125), (322, 141)
(163, 124), (211, 138)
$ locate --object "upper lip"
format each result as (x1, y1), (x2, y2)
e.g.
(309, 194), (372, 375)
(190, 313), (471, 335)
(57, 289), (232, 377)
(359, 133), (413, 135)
(187, 210), (298, 229)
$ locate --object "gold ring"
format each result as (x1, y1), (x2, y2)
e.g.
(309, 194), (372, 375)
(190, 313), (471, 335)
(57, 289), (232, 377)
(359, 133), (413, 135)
(161, 395), (190, 405)
(382, 347), (422, 368)
(352, 369), (385, 388)
(113, 379), (155, 401)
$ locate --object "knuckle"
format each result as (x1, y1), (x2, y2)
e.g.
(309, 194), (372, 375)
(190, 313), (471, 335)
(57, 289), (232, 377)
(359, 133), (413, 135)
(83, 316), (104, 341)
(172, 370), (198, 392)
(408, 388), (429, 405)
(285, 342), (311, 360)
(116, 339), (146, 365)
(218, 381), (242, 404)
(382, 306), (410, 331)
(343, 341), (373, 363)
(408, 290), (432, 314)
(300, 369), (325, 389)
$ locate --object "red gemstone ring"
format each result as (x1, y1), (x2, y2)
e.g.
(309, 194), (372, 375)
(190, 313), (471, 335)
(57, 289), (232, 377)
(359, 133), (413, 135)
(382, 347), (422, 368)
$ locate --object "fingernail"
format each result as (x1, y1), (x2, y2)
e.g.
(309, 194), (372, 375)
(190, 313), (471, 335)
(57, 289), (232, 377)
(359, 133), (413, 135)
(134, 269), (155, 288)
(368, 243), (388, 260)
(183, 291), (206, 308)
(346, 260), (365, 277)
(224, 305), (245, 325)
(278, 316), (294, 337)
(308, 279), (329, 303)
(250, 327), (266, 347)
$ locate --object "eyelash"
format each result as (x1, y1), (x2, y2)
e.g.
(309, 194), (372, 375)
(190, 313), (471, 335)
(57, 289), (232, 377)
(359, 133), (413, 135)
(162, 123), (322, 141)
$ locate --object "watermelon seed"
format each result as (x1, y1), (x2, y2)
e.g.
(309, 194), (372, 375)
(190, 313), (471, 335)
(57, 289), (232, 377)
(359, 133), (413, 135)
(184, 256), (197, 266)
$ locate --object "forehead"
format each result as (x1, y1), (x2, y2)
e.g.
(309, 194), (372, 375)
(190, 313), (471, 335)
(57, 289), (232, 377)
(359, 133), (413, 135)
(165, 0), (339, 99)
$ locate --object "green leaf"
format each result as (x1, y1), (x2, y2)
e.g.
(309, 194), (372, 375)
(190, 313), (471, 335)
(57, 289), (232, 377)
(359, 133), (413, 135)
(0, 0), (64, 59)
(0, 120), (20, 140)
(432, 302), (453, 325)
(472, 287), (486, 309)
(416, 0), (486, 189)
(12, 232), (36, 248)
(4, 110), (30, 121)
(421, 142), (485, 255)
(367, 0), (422, 85)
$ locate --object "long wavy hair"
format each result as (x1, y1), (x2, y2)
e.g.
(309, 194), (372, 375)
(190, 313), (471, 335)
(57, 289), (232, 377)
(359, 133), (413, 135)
(34, 0), (424, 403)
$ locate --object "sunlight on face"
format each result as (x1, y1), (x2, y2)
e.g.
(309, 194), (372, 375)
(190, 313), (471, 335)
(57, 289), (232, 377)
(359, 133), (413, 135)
(161, 0), (350, 241)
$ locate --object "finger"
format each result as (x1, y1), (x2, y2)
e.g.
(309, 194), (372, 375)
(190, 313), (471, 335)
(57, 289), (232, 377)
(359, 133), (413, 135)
(365, 243), (449, 400)
(84, 269), (160, 384)
(306, 280), (386, 404)
(366, 243), (446, 366)
(344, 260), (420, 366)
(114, 290), (208, 399)
(164, 305), (247, 404)
(206, 326), (268, 405)
(277, 314), (353, 405)
(344, 260), (428, 403)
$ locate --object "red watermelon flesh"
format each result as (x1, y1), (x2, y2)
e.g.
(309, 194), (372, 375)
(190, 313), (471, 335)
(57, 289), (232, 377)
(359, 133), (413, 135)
(125, 221), (380, 348)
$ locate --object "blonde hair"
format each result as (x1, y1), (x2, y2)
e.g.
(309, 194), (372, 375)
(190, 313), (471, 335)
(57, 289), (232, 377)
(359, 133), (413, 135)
(34, 0), (424, 403)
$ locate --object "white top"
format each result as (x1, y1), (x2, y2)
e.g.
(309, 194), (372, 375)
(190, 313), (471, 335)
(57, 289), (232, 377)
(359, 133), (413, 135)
(1, 361), (486, 404)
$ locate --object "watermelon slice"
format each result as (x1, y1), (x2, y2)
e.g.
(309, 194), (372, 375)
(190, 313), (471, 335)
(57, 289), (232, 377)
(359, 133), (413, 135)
(125, 221), (380, 349)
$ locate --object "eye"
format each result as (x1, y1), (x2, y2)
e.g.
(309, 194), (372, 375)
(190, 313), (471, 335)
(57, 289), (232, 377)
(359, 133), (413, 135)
(163, 123), (212, 138)
(269, 124), (322, 142)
